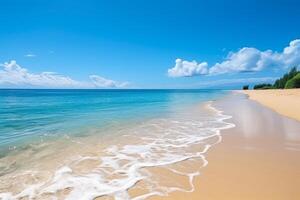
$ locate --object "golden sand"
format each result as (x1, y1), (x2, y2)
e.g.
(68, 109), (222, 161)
(2, 92), (300, 199)
(243, 89), (300, 122)
(149, 92), (300, 200)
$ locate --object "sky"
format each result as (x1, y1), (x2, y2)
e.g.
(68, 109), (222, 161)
(0, 0), (300, 89)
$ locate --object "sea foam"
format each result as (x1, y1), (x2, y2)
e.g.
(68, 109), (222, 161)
(0, 102), (234, 200)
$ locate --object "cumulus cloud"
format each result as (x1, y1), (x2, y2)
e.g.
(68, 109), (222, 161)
(0, 60), (128, 89)
(168, 39), (300, 77)
(168, 58), (208, 77)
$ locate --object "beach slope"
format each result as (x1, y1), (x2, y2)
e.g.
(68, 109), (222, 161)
(151, 92), (300, 200)
(243, 89), (300, 121)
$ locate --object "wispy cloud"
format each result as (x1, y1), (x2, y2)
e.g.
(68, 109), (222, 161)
(89, 75), (129, 88)
(193, 77), (278, 88)
(168, 77), (278, 89)
(0, 60), (129, 89)
(168, 39), (300, 77)
(24, 54), (36, 57)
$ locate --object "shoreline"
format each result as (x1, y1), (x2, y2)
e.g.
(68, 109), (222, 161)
(1, 91), (300, 199)
(150, 92), (300, 200)
(242, 89), (300, 122)
(0, 95), (233, 200)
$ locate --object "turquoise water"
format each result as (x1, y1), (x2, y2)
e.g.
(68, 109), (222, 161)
(0, 89), (233, 200)
(0, 89), (227, 150)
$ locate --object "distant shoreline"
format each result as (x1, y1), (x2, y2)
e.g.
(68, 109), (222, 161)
(242, 89), (300, 122)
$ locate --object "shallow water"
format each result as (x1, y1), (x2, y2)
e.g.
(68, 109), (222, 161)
(0, 89), (234, 200)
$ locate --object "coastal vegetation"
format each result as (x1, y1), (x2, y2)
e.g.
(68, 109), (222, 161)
(285, 73), (300, 89)
(242, 85), (249, 90)
(273, 67), (299, 89)
(252, 67), (300, 90)
(253, 84), (273, 90)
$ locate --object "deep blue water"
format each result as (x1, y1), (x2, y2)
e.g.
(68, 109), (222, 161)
(0, 89), (228, 150)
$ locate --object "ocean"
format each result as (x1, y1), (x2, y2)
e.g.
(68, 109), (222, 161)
(0, 89), (234, 200)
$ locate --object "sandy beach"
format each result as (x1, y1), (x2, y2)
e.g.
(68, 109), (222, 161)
(150, 92), (300, 200)
(1, 90), (300, 200)
(243, 89), (300, 122)
(1, 1), (300, 199)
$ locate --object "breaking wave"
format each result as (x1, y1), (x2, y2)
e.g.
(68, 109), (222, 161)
(0, 102), (234, 200)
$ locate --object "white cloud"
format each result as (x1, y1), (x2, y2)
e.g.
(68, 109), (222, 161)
(0, 60), (128, 89)
(168, 39), (300, 77)
(168, 58), (208, 77)
(24, 54), (36, 57)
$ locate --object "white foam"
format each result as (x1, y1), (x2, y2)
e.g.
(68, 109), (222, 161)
(0, 102), (235, 200)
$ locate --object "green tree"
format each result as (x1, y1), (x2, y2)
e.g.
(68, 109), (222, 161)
(285, 73), (300, 88)
(253, 83), (273, 90)
(273, 66), (298, 89)
(242, 85), (249, 90)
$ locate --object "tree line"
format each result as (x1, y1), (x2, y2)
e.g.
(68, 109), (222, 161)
(243, 66), (300, 90)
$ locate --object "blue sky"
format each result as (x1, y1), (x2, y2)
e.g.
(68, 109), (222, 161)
(0, 0), (300, 89)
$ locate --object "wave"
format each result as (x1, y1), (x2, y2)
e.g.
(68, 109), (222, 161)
(0, 101), (235, 200)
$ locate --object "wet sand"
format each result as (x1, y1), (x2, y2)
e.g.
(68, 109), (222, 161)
(0, 102), (230, 200)
(243, 89), (300, 121)
(150, 92), (300, 200)
(1, 92), (300, 199)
